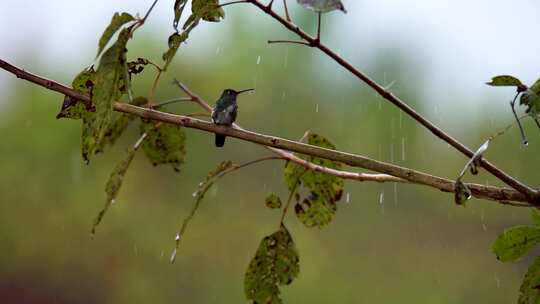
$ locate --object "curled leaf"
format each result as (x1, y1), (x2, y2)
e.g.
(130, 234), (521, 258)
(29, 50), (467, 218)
(265, 193), (282, 209)
(97, 12), (135, 57)
(173, 0), (189, 30)
(162, 32), (189, 70)
(191, 0), (225, 22)
(486, 75), (523, 87)
(492, 226), (540, 262)
(244, 225), (300, 303)
(454, 180), (471, 206)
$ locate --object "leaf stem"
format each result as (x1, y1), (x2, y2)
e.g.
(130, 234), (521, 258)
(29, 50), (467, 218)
(280, 169), (307, 225)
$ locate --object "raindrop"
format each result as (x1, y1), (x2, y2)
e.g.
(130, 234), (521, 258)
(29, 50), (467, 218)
(346, 192), (351, 204)
(401, 137), (406, 161)
(160, 250), (164, 259)
(215, 46), (221, 55)
(379, 192), (384, 205)
(316, 104), (319, 113)
(170, 248), (177, 264)
(482, 223), (487, 231)
(494, 273), (501, 288)
(281, 91), (286, 102)
(256, 55), (261, 65)
(393, 183), (398, 206)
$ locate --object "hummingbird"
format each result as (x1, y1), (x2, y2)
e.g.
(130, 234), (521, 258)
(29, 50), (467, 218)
(296, 0), (347, 41)
(211, 88), (254, 147)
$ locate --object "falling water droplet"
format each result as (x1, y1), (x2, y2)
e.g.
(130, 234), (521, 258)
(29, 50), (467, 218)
(215, 46), (221, 55)
(379, 192), (384, 205)
(393, 183), (398, 206)
(316, 104), (319, 113)
(482, 223), (488, 231)
(256, 55), (261, 65)
(346, 192), (351, 204)
(494, 273), (501, 288)
(401, 137), (406, 161)
(170, 248), (177, 264)
(160, 250), (164, 259)
(281, 91), (286, 102)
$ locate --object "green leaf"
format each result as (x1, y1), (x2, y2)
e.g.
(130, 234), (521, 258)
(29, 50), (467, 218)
(297, 0), (347, 13)
(265, 194), (282, 209)
(97, 12), (135, 58)
(83, 28), (131, 162)
(284, 133), (344, 228)
(95, 96), (148, 154)
(56, 67), (96, 120)
(140, 120), (186, 171)
(530, 78), (540, 95)
(173, 0), (189, 30)
(91, 144), (141, 235)
(532, 210), (540, 227)
(492, 226), (540, 262)
(454, 180), (471, 206)
(191, 0), (225, 22)
(518, 256), (540, 304)
(244, 225), (300, 304)
(486, 75), (523, 87)
(171, 160), (234, 264)
(162, 32), (189, 70)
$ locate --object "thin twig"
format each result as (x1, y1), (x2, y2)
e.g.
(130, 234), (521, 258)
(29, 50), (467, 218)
(283, 0), (291, 21)
(268, 40), (311, 46)
(0, 59), (533, 205)
(510, 93), (528, 146)
(152, 97), (194, 108)
(245, 0), (538, 199)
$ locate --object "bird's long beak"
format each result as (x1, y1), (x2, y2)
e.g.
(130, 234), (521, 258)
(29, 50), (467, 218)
(236, 88), (255, 95)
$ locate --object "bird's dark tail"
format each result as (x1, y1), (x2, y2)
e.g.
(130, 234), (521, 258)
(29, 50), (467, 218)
(215, 134), (226, 147)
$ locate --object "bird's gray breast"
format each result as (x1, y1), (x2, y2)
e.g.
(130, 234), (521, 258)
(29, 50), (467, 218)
(212, 104), (237, 125)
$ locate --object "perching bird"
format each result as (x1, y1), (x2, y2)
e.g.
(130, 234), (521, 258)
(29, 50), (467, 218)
(211, 88), (254, 147)
(296, 0), (346, 40)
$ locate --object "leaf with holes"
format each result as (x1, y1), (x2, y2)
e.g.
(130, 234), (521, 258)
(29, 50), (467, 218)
(91, 144), (141, 235)
(97, 12), (135, 58)
(56, 67), (95, 119)
(140, 120), (186, 171)
(492, 226), (540, 262)
(284, 133), (344, 228)
(265, 193), (282, 209)
(518, 256), (540, 304)
(244, 225), (300, 304)
(96, 96), (148, 154)
(82, 28), (131, 162)
(486, 75), (523, 87)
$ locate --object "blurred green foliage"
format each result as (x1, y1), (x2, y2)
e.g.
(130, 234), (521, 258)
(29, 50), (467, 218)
(1, 7), (540, 304)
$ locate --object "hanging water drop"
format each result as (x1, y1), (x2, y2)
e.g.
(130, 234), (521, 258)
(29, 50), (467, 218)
(192, 191), (198, 197)
(175, 233), (181, 241)
(111, 199), (116, 204)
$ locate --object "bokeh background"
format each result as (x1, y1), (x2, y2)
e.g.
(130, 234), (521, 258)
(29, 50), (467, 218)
(1, 0), (540, 303)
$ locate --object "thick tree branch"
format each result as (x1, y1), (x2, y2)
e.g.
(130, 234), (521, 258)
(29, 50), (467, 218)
(243, 0), (538, 199)
(0, 59), (532, 204)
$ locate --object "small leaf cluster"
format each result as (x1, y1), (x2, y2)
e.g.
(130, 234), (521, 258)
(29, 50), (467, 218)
(492, 210), (540, 303)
